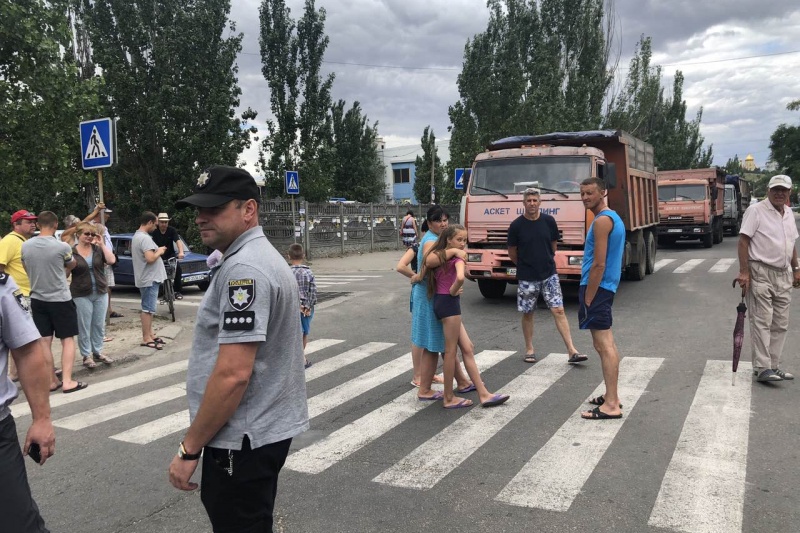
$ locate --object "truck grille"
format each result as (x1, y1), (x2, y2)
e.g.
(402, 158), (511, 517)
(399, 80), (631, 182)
(486, 229), (507, 243)
(659, 216), (695, 225)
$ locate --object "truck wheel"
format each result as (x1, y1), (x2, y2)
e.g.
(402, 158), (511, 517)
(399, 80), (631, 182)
(702, 232), (713, 248)
(645, 230), (656, 275)
(731, 220), (740, 236)
(713, 220), (723, 244)
(478, 279), (507, 299)
(626, 231), (646, 281)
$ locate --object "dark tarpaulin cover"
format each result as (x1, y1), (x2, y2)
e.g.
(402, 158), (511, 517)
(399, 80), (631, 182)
(725, 174), (742, 185)
(489, 130), (623, 151)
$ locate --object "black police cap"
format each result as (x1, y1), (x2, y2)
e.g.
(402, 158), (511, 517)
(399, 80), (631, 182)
(175, 165), (261, 208)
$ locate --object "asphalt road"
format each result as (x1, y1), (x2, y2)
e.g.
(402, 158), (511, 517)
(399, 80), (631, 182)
(13, 233), (800, 533)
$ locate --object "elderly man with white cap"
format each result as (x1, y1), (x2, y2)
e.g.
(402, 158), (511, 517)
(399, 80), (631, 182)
(735, 174), (800, 383)
(150, 212), (185, 299)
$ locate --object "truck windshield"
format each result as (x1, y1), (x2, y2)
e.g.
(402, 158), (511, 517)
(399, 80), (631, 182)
(724, 187), (734, 202)
(658, 184), (706, 201)
(470, 156), (590, 195)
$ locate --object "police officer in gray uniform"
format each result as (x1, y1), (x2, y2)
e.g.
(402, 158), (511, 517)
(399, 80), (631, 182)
(0, 273), (56, 532)
(168, 166), (309, 532)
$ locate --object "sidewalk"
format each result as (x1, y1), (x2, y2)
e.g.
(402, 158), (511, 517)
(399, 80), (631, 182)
(307, 250), (405, 273)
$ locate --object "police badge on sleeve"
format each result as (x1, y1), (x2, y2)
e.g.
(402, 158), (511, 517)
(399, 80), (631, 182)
(13, 289), (29, 312)
(224, 279), (256, 331)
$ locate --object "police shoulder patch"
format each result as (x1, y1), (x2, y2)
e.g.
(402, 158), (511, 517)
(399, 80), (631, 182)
(223, 311), (255, 331)
(228, 279), (255, 311)
(13, 289), (29, 311)
(0, 273), (7, 285)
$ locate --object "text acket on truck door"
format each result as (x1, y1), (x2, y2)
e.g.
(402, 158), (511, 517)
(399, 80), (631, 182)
(484, 207), (561, 216)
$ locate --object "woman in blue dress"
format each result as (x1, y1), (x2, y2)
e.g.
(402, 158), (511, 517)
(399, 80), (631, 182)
(411, 205), (472, 401)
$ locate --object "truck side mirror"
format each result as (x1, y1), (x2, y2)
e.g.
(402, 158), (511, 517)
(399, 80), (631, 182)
(600, 162), (617, 189)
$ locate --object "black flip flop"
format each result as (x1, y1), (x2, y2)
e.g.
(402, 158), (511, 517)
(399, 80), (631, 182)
(581, 406), (622, 420)
(523, 354), (537, 363)
(588, 395), (623, 409)
(568, 353), (589, 364)
(63, 382), (88, 393)
(50, 382), (62, 392)
(140, 341), (163, 350)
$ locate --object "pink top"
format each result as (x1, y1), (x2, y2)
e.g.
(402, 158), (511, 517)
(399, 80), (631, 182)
(434, 257), (464, 295)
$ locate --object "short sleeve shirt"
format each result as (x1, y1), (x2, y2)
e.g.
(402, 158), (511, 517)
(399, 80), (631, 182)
(150, 226), (180, 260)
(0, 232), (31, 296)
(739, 200), (799, 269)
(132, 230), (167, 288)
(22, 236), (74, 301)
(0, 274), (42, 421)
(507, 214), (559, 281)
(186, 227), (309, 450)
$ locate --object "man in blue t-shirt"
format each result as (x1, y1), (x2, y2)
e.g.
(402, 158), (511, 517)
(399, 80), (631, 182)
(508, 188), (587, 365)
(578, 178), (625, 420)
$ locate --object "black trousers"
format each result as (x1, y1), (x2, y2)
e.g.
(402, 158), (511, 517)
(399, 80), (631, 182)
(0, 415), (49, 533)
(173, 260), (183, 293)
(201, 436), (292, 533)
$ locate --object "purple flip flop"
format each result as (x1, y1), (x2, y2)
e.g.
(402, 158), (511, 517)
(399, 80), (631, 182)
(444, 398), (473, 409)
(481, 393), (510, 408)
(456, 383), (476, 393)
(418, 391), (444, 402)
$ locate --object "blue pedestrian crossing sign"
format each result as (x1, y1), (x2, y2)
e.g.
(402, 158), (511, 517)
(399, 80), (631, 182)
(80, 118), (115, 170)
(285, 170), (300, 195)
(455, 168), (469, 190)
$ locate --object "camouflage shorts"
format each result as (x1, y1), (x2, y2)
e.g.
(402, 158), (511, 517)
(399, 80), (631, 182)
(517, 274), (563, 313)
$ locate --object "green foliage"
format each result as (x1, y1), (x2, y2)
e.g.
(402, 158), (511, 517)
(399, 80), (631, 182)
(0, 0), (102, 224)
(413, 127), (445, 204)
(329, 101), (384, 202)
(604, 37), (713, 170)
(724, 155), (745, 176)
(448, 0), (612, 172)
(769, 103), (800, 180)
(81, 0), (256, 232)
(258, 0), (334, 201)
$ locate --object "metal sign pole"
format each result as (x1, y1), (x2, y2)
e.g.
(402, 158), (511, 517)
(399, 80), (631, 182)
(291, 196), (297, 244)
(98, 169), (106, 226)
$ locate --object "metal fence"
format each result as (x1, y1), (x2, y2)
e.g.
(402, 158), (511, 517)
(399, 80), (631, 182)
(259, 201), (461, 259)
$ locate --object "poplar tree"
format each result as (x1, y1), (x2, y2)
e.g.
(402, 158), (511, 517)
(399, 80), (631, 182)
(413, 127), (444, 204)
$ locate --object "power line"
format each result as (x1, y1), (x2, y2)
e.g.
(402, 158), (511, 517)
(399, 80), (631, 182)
(238, 50), (459, 71)
(660, 49), (800, 68)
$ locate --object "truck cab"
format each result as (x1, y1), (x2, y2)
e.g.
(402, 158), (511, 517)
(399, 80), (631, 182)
(657, 168), (725, 248)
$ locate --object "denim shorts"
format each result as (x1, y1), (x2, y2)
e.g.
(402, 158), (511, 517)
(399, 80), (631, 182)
(300, 309), (314, 335)
(140, 282), (161, 314)
(578, 285), (615, 330)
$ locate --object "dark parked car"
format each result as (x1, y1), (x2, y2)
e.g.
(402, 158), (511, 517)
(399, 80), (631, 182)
(110, 233), (211, 290)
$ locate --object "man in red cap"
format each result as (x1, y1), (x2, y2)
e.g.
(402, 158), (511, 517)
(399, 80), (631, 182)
(0, 210), (39, 381)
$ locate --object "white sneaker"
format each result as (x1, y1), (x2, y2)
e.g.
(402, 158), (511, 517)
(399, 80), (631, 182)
(773, 369), (794, 380)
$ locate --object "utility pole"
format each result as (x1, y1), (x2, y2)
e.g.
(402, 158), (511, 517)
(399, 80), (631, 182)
(430, 139), (436, 204)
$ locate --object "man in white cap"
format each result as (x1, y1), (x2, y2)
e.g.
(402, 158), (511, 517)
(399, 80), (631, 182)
(735, 174), (800, 383)
(150, 212), (185, 299)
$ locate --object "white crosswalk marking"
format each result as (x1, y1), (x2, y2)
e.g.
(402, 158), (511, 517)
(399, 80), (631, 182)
(315, 275), (382, 279)
(55, 384), (186, 430)
(495, 357), (664, 511)
(708, 258), (736, 273)
(308, 354), (411, 419)
(286, 350), (515, 475)
(673, 259), (704, 273)
(12, 360), (189, 418)
(111, 411), (189, 444)
(305, 342), (395, 382)
(373, 355), (571, 489)
(304, 338), (344, 355)
(648, 360), (753, 533)
(653, 258), (676, 272)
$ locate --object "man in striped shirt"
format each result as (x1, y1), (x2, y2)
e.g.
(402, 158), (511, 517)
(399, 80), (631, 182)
(288, 243), (317, 368)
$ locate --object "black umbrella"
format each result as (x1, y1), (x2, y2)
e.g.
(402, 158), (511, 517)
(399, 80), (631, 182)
(731, 281), (747, 385)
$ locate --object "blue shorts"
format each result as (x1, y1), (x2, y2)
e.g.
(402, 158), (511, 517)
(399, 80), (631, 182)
(578, 286), (615, 330)
(433, 294), (461, 320)
(300, 309), (314, 335)
(140, 282), (161, 314)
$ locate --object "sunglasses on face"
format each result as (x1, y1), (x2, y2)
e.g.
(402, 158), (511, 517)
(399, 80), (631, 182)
(82, 232), (98, 237)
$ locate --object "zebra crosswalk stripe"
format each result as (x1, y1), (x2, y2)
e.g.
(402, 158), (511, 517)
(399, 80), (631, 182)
(709, 258), (736, 273)
(672, 259), (705, 273)
(54, 384), (186, 430)
(12, 360), (189, 419)
(648, 360), (753, 533)
(653, 258), (676, 272)
(285, 350), (515, 475)
(305, 342), (395, 382)
(372, 355), (571, 489)
(111, 411), (189, 445)
(308, 353), (411, 419)
(495, 356), (664, 511)
(304, 338), (344, 355)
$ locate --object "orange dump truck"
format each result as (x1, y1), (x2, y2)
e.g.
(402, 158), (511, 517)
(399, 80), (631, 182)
(656, 167), (725, 248)
(460, 130), (659, 299)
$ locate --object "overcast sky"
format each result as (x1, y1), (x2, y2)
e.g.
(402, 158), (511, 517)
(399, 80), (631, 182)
(230, 0), (800, 174)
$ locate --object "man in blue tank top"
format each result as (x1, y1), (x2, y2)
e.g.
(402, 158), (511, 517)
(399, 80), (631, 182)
(578, 178), (625, 420)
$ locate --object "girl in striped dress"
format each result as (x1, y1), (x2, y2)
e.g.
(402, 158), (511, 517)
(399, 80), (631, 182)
(401, 210), (418, 248)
